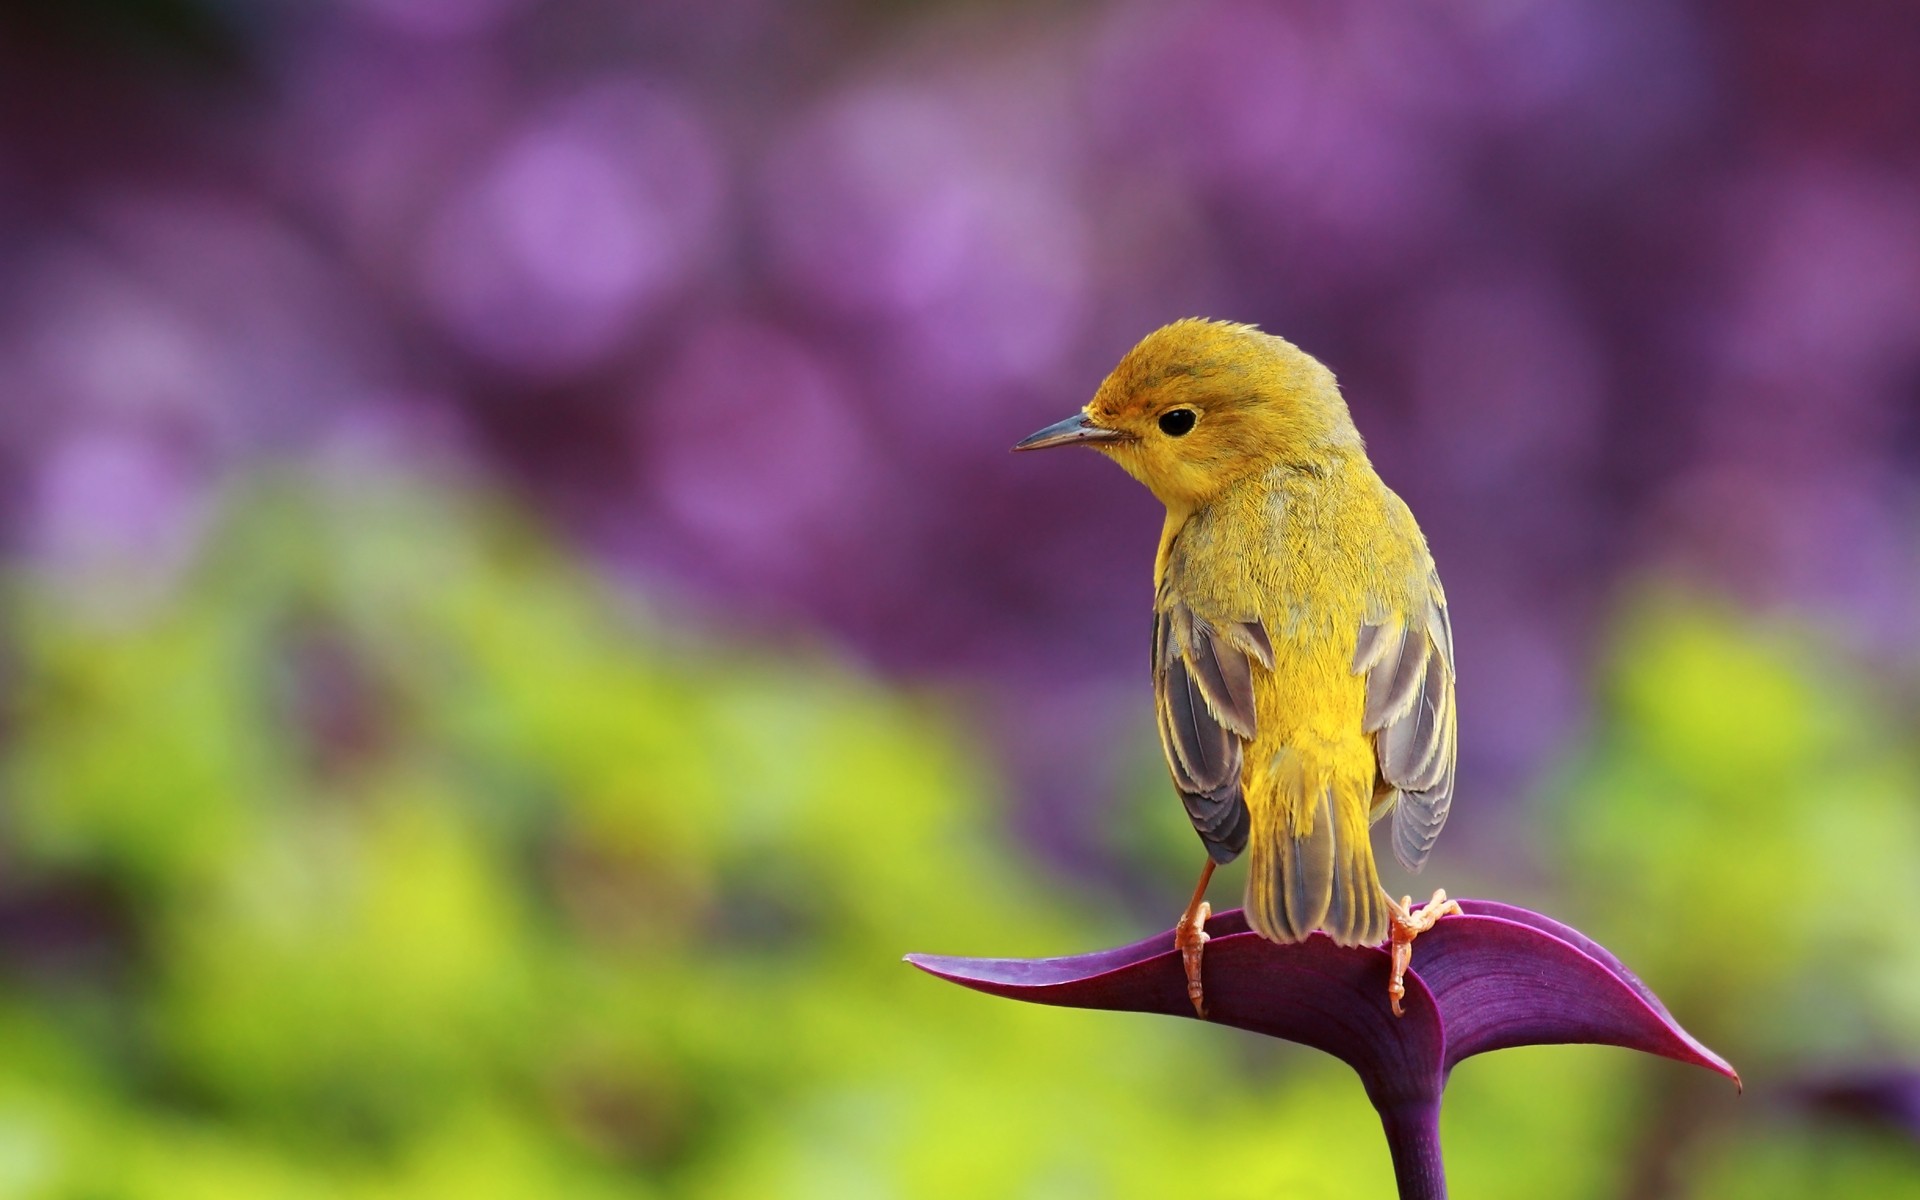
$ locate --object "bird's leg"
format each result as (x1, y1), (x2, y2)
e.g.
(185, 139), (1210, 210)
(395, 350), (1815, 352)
(1386, 888), (1462, 1018)
(1175, 859), (1216, 1018)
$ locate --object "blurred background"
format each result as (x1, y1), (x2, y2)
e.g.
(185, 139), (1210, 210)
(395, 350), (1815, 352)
(1, 0), (1919, 1195)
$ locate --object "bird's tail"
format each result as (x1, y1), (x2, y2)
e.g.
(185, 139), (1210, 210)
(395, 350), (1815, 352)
(1245, 751), (1389, 946)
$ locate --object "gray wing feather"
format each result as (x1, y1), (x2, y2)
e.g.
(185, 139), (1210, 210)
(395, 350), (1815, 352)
(1155, 602), (1266, 864)
(1381, 656), (1447, 785)
(1352, 621), (1395, 674)
(1362, 619), (1429, 732)
(1159, 627), (1234, 792)
(1238, 620), (1276, 670)
(1357, 571), (1458, 873)
(1187, 622), (1257, 738)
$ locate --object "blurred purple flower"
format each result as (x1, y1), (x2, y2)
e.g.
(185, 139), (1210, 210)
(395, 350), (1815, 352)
(28, 430), (209, 618)
(635, 319), (872, 592)
(418, 79), (722, 379)
(761, 83), (1090, 391)
(1712, 167), (1920, 387)
(1088, 1), (1316, 186)
(344, 0), (531, 42)
(910, 900), (1736, 1199)
(1406, 271), (1604, 484)
(1088, 2), (1461, 281)
(13, 194), (375, 438)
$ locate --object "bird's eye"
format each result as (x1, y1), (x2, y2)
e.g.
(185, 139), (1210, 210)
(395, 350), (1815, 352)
(1158, 408), (1197, 437)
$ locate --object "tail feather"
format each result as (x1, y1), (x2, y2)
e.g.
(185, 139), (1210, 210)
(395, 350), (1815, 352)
(1247, 752), (1389, 947)
(1279, 781), (1334, 938)
(1323, 823), (1389, 946)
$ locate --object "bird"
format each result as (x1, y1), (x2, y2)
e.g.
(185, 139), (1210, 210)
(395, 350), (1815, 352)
(1014, 318), (1459, 1018)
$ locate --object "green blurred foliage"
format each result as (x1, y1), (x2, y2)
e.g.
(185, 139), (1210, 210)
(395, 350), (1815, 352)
(0, 469), (1384, 1198)
(1, 471), (1915, 1197)
(1555, 589), (1920, 1193)
(1561, 591), (1920, 1056)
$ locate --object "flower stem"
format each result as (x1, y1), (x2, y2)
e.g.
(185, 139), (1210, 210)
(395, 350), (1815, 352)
(1378, 1098), (1446, 1200)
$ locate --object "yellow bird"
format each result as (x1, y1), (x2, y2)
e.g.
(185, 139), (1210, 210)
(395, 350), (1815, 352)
(1016, 318), (1459, 1017)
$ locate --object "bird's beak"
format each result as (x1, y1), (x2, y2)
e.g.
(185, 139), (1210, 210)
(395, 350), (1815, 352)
(1012, 412), (1127, 452)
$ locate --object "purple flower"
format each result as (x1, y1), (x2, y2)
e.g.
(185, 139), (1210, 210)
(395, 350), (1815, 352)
(908, 899), (1737, 1200)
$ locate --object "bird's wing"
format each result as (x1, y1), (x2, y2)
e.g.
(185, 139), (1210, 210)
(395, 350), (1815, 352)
(1154, 599), (1272, 863)
(1353, 568), (1457, 872)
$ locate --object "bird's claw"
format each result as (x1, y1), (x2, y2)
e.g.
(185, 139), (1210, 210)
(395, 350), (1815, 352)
(1387, 888), (1461, 1017)
(1175, 901), (1211, 1018)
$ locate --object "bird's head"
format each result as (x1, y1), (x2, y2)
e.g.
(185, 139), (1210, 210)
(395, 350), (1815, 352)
(1015, 318), (1360, 511)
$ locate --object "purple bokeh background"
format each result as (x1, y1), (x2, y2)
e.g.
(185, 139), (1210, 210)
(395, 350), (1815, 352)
(3, 0), (1918, 870)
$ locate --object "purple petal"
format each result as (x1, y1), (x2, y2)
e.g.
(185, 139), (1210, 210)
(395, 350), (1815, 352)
(1410, 906), (1738, 1085)
(912, 912), (1446, 1110)
(1454, 900), (1673, 1020)
(908, 899), (1738, 1113)
(908, 893), (1740, 1200)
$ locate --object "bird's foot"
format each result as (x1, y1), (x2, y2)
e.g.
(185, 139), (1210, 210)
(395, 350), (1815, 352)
(1387, 888), (1461, 1018)
(1175, 901), (1211, 1018)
